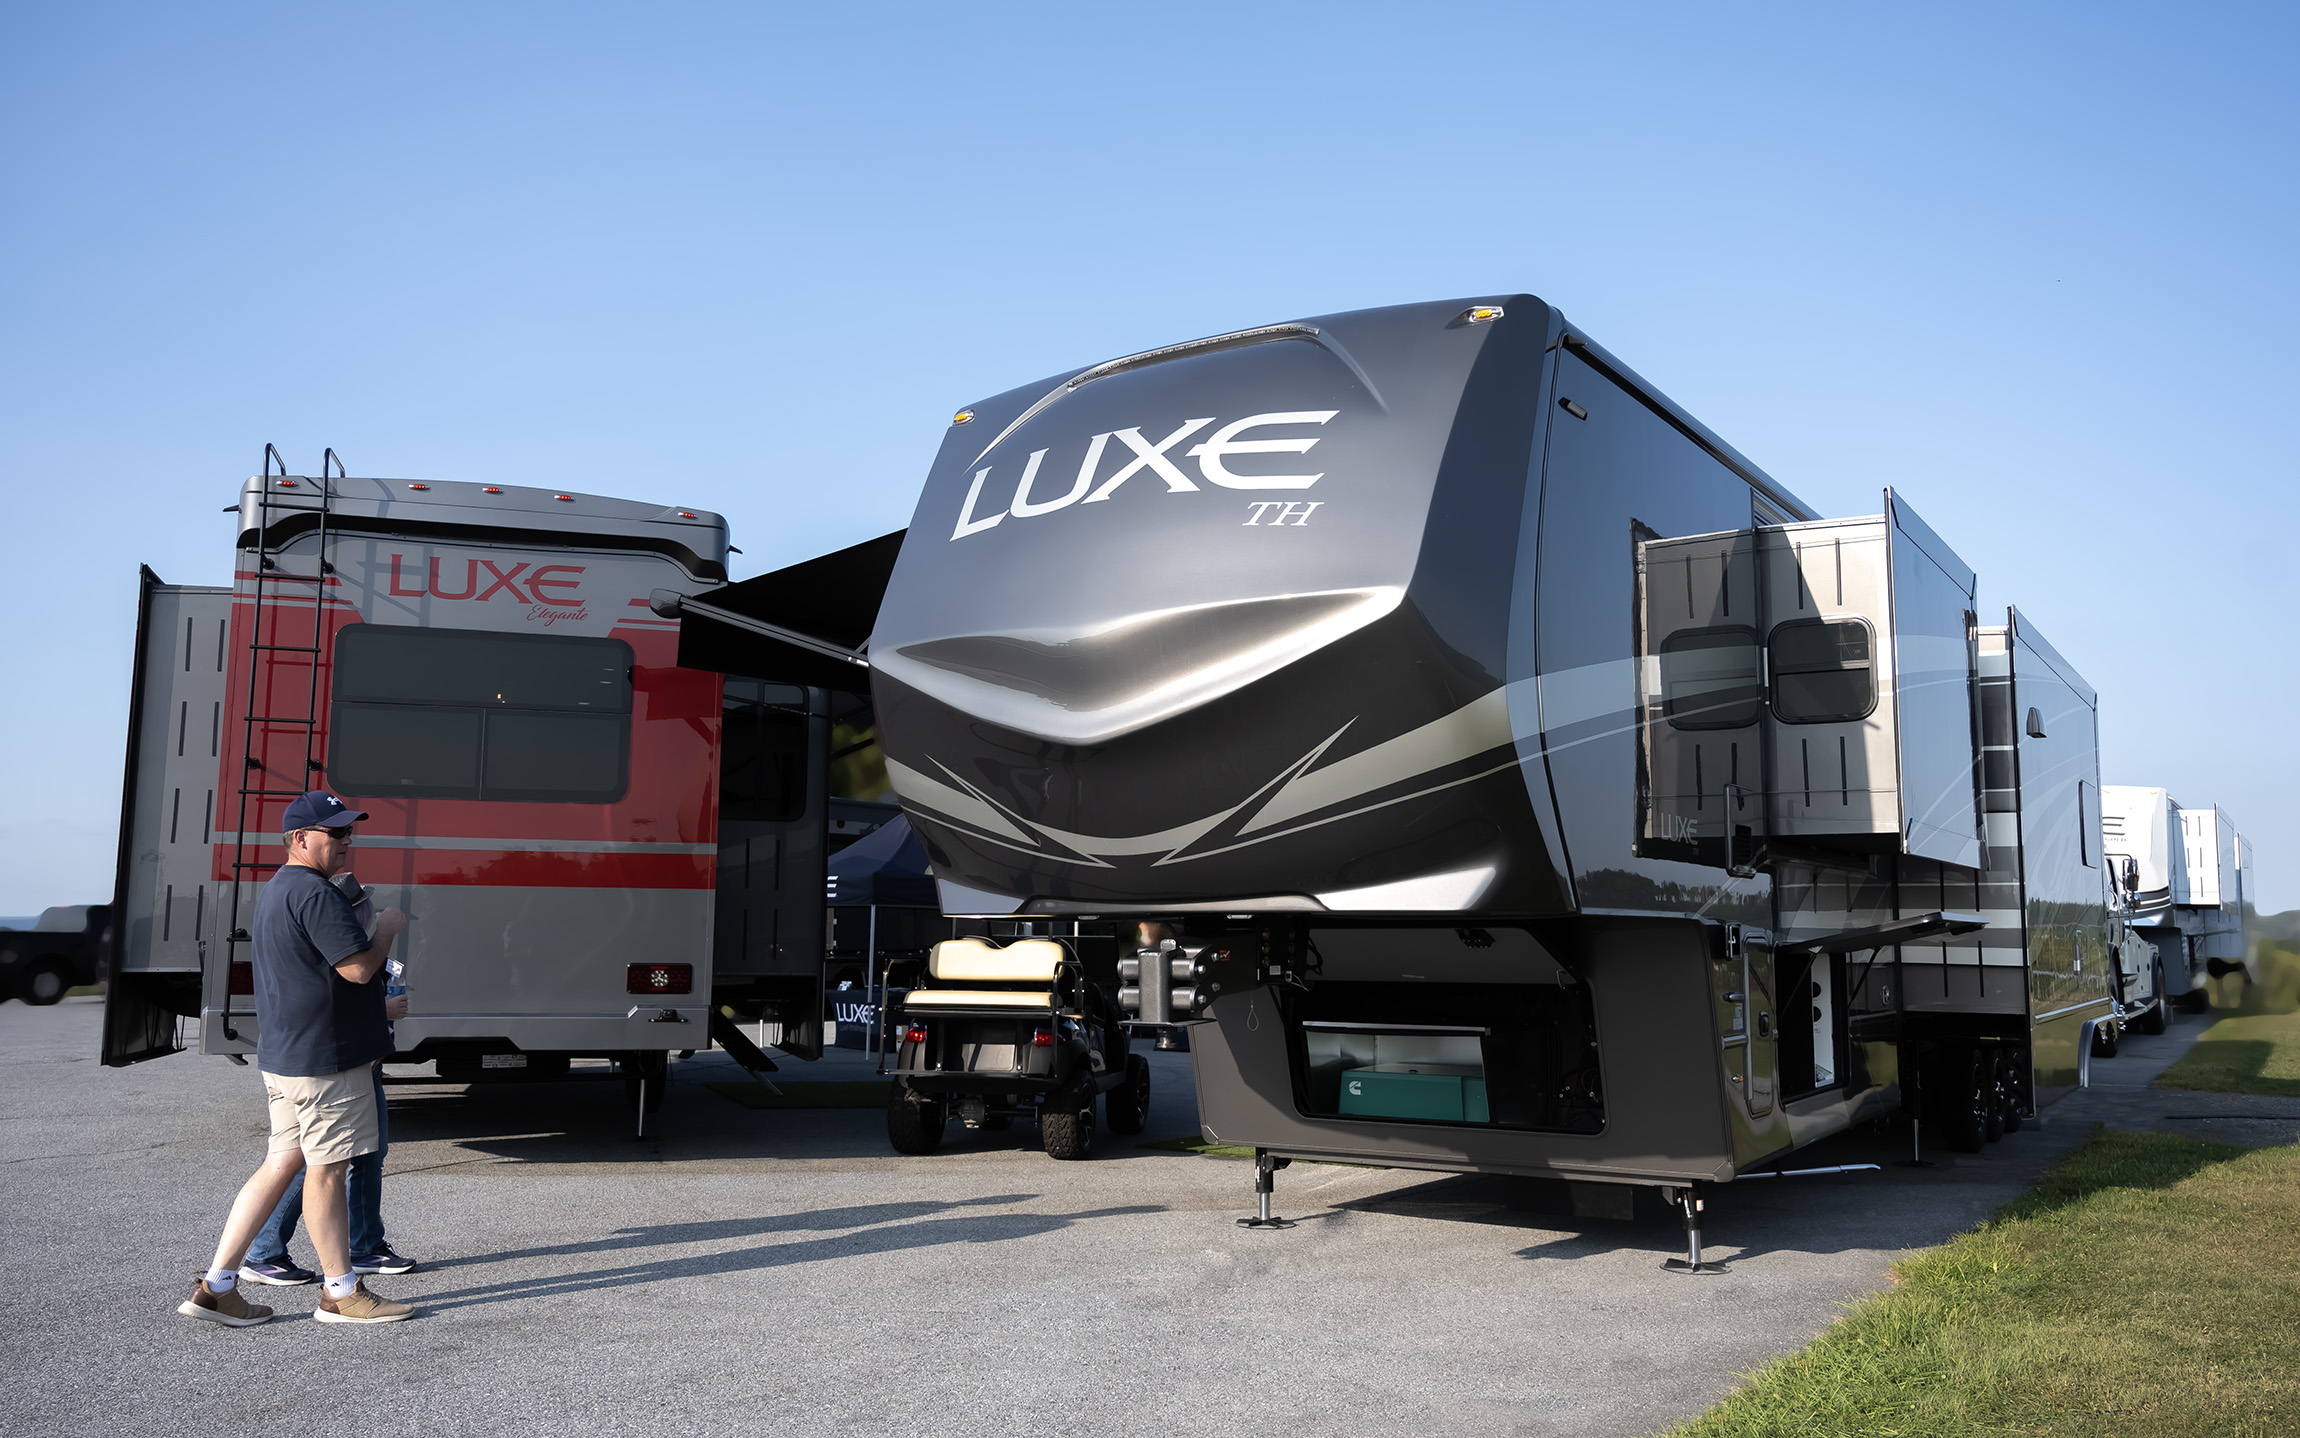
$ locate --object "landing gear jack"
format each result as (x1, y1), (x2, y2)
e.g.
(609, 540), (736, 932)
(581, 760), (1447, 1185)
(1661, 1186), (1720, 1274)
(1237, 1149), (1296, 1230)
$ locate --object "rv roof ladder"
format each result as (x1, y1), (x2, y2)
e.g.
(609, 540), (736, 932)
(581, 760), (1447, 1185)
(218, 446), (342, 1044)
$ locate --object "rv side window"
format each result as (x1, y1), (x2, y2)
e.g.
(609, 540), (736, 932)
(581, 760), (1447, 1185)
(328, 625), (633, 802)
(1768, 618), (1876, 724)
(1658, 626), (1762, 730)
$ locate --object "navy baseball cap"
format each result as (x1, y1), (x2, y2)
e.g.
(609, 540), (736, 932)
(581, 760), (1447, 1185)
(282, 791), (369, 831)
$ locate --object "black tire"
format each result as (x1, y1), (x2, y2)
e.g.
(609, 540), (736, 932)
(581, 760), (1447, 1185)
(2091, 1016), (2120, 1059)
(886, 1080), (948, 1155)
(1998, 1048), (2024, 1135)
(1106, 1054), (1151, 1135)
(1982, 1047), (2006, 1143)
(1933, 1047), (1989, 1153)
(1040, 1081), (1097, 1160)
(2175, 986), (2211, 1015)
(22, 961), (67, 1006)
(2136, 963), (2169, 1035)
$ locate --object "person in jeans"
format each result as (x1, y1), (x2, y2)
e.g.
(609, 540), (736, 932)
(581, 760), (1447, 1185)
(240, 869), (416, 1285)
(177, 791), (416, 1326)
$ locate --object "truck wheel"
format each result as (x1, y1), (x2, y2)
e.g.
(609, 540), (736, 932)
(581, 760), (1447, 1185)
(2135, 964), (2169, 1035)
(886, 1080), (949, 1155)
(2090, 1017), (2120, 1059)
(23, 961), (67, 1006)
(1105, 1054), (1151, 1135)
(1932, 1047), (1989, 1153)
(1040, 1082), (1097, 1160)
(1997, 1048), (2024, 1134)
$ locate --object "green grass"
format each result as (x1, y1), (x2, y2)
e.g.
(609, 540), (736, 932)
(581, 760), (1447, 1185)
(703, 1079), (892, 1109)
(2154, 1010), (2300, 1098)
(1665, 1131), (2300, 1437)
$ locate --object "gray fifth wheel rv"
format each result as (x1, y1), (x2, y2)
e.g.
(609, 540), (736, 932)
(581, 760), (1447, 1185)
(104, 457), (869, 1124)
(816, 295), (2120, 1237)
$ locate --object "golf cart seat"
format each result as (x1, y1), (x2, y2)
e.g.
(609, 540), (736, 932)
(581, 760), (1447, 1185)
(903, 938), (1069, 1013)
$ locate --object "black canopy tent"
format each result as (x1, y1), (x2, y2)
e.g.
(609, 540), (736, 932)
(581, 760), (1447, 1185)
(825, 812), (936, 908)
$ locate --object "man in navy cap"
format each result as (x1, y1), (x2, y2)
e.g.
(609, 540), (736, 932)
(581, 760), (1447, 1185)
(178, 791), (415, 1326)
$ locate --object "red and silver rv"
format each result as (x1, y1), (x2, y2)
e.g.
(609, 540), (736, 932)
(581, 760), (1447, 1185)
(104, 453), (889, 1116)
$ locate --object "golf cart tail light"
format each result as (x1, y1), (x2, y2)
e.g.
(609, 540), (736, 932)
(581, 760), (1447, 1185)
(905, 1025), (927, 1045)
(1031, 1027), (1054, 1047)
(482, 486), (502, 494)
(626, 962), (692, 995)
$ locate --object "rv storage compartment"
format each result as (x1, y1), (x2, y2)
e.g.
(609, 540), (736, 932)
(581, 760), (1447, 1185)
(1289, 983), (1602, 1133)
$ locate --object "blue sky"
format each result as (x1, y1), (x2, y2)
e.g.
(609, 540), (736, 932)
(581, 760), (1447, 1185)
(3, 1), (2294, 913)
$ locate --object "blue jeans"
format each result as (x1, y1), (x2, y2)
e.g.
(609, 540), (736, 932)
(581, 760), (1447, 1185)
(248, 1064), (388, 1264)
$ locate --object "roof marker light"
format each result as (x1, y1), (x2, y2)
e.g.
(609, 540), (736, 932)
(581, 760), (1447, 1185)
(952, 409), (975, 425)
(553, 494), (573, 502)
(1462, 305), (1504, 324)
(1560, 398), (1589, 420)
(276, 478), (298, 487)
(482, 486), (503, 494)
(677, 510), (696, 519)
(407, 482), (429, 490)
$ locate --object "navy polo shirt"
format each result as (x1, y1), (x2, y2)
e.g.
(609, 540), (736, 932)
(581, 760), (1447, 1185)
(251, 863), (389, 1077)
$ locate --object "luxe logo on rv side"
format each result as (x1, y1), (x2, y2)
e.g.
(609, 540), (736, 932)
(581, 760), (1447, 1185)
(385, 554), (590, 626)
(951, 410), (1340, 541)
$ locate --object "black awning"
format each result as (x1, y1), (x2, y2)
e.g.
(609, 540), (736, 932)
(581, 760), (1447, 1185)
(671, 529), (905, 690)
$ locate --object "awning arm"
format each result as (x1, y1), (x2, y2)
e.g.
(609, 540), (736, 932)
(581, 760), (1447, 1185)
(649, 588), (870, 670)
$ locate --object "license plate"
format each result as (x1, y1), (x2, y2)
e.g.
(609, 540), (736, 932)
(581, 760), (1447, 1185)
(480, 1053), (528, 1070)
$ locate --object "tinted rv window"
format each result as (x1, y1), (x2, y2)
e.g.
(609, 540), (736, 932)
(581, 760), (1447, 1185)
(1659, 626), (1762, 729)
(1769, 619), (1876, 723)
(328, 625), (632, 802)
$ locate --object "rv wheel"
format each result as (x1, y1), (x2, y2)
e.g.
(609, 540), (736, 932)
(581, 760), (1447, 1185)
(886, 1081), (948, 1155)
(2135, 964), (2169, 1035)
(1040, 1082), (1096, 1160)
(22, 961), (67, 1006)
(1105, 1054), (1151, 1136)
(1932, 1048), (1989, 1153)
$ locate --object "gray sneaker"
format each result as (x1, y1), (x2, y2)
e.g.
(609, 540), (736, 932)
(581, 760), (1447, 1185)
(315, 1281), (414, 1324)
(178, 1279), (274, 1327)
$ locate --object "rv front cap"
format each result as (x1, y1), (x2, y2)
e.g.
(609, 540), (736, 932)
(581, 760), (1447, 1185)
(281, 791), (369, 831)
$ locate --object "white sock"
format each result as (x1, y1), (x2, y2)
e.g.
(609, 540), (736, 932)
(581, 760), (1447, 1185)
(205, 1267), (238, 1292)
(324, 1273), (359, 1299)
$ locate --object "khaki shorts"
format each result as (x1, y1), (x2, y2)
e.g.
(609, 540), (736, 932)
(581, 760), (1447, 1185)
(262, 1066), (380, 1164)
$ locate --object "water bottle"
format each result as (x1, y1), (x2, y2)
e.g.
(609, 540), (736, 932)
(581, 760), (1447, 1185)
(385, 956), (407, 1004)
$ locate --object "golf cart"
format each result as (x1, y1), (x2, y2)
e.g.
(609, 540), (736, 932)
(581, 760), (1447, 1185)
(885, 936), (1150, 1159)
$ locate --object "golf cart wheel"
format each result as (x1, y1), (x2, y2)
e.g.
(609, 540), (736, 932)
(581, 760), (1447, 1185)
(1998, 1048), (2024, 1135)
(1040, 1083), (1096, 1160)
(1105, 1054), (1151, 1135)
(2135, 963), (2169, 1035)
(886, 1080), (948, 1155)
(1932, 1047), (1989, 1154)
(2091, 1016), (2120, 1059)
(23, 960), (67, 1006)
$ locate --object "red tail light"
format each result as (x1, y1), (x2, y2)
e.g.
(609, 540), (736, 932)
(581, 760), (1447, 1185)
(904, 1025), (927, 1045)
(229, 961), (253, 996)
(626, 962), (692, 995)
(1031, 1027), (1054, 1047)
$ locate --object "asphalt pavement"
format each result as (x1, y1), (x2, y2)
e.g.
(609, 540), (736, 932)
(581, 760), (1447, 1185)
(2, 995), (2281, 1438)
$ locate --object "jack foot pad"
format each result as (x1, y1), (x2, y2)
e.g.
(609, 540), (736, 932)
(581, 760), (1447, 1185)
(1237, 1215), (1297, 1230)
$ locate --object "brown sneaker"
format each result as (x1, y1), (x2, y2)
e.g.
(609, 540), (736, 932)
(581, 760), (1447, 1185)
(178, 1279), (274, 1326)
(315, 1281), (414, 1324)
